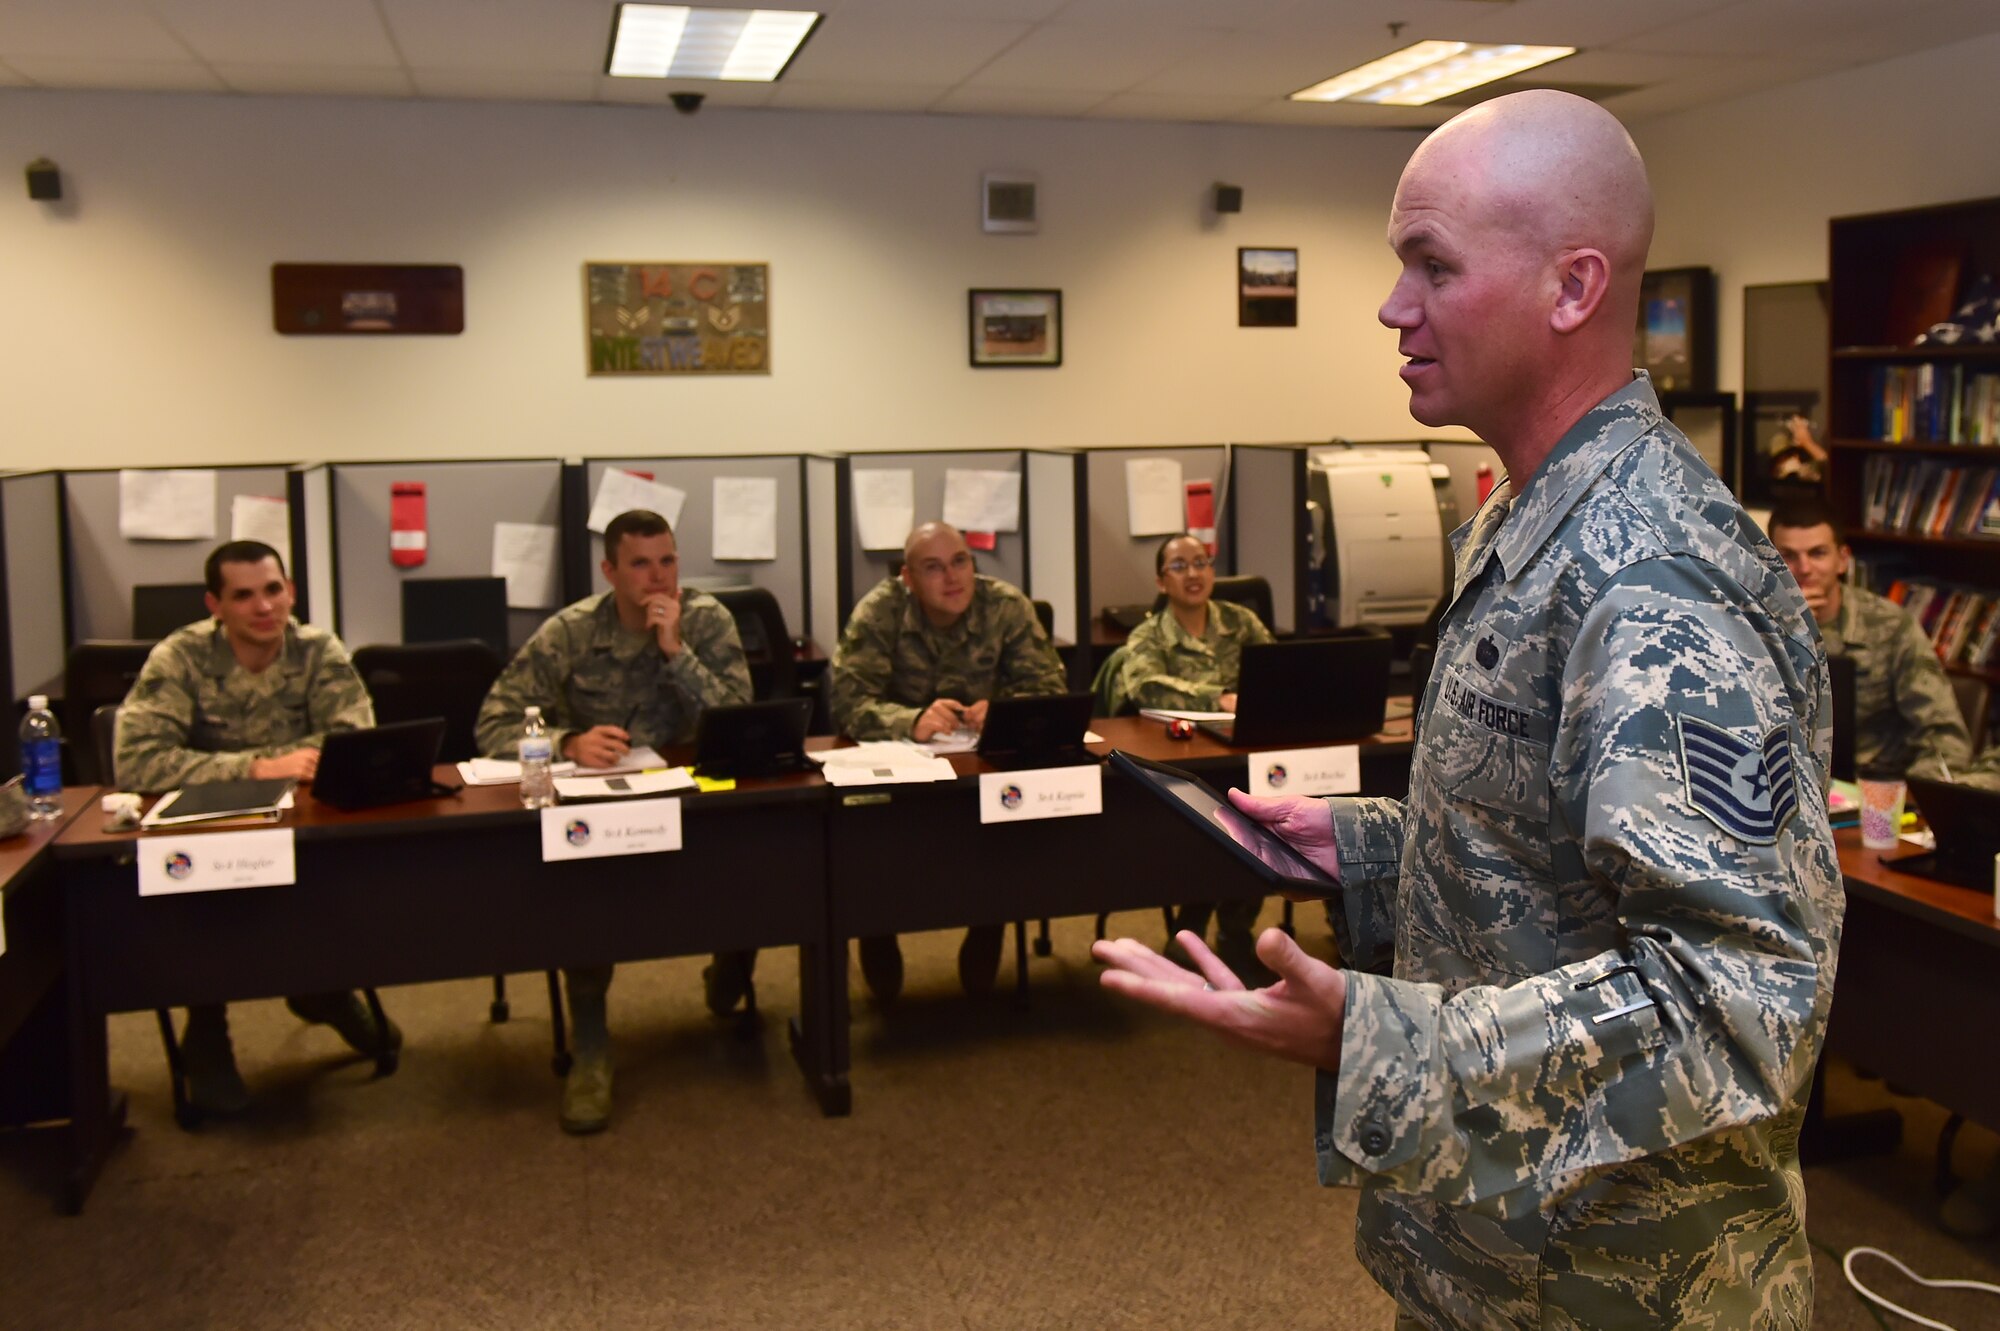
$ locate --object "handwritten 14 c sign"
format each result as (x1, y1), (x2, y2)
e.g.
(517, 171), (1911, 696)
(540, 798), (683, 861)
(137, 828), (297, 896)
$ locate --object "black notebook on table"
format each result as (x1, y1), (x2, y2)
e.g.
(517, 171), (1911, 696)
(142, 778), (296, 828)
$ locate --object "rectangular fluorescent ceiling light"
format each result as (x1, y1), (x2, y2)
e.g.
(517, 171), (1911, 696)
(1291, 40), (1574, 106)
(607, 5), (821, 81)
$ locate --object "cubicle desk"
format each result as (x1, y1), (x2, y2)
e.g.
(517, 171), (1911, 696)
(51, 765), (839, 1211)
(1823, 830), (2000, 1135)
(0, 790), (123, 1210)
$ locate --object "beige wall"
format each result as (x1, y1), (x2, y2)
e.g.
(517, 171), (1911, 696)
(1636, 32), (2000, 394)
(0, 89), (1442, 468)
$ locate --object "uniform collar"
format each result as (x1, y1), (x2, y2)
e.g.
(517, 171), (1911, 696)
(1488, 372), (1663, 583)
(202, 618), (303, 677)
(1159, 603), (1227, 651)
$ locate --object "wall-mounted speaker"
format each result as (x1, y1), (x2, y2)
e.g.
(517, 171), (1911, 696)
(982, 173), (1038, 234)
(26, 158), (60, 202)
(1213, 183), (1243, 214)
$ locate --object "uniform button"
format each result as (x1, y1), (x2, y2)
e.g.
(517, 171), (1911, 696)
(1360, 1122), (1390, 1155)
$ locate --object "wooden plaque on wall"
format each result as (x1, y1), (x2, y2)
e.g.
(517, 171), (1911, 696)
(272, 263), (464, 335)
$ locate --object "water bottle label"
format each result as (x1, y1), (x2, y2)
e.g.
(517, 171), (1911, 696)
(520, 738), (553, 763)
(23, 739), (61, 796)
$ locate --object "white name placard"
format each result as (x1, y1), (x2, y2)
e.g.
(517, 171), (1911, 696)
(1246, 745), (1362, 798)
(978, 765), (1103, 825)
(137, 828), (297, 896)
(540, 798), (682, 861)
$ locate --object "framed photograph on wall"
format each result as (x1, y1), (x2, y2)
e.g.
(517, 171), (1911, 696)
(584, 261), (770, 375)
(1238, 247), (1298, 327)
(1635, 266), (1716, 392)
(1740, 390), (1825, 511)
(969, 289), (1062, 367)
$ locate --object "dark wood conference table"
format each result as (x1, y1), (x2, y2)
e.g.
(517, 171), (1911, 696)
(50, 764), (837, 1212)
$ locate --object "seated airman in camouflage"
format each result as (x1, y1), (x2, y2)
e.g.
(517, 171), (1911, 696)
(829, 522), (1067, 1002)
(1116, 532), (1277, 976)
(475, 508), (751, 1135)
(115, 540), (399, 1117)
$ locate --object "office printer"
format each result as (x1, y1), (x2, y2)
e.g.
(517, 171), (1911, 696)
(1303, 446), (1456, 631)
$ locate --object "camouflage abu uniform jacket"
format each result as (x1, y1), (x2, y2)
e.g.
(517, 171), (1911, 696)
(115, 619), (375, 793)
(1320, 376), (1842, 1329)
(1822, 582), (1970, 781)
(1116, 598), (1273, 712)
(830, 575), (1066, 740)
(474, 590), (751, 759)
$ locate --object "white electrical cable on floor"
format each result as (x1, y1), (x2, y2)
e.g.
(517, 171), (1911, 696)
(1843, 1246), (2000, 1330)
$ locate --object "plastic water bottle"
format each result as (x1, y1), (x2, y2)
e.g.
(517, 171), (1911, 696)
(519, 706), (555, 809)
(19, 694), (62, 820)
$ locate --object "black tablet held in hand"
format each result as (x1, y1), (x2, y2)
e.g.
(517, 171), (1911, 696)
(1108, 750), (1338, 894)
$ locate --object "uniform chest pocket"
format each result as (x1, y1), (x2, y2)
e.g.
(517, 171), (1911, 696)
(1424, 668), (1552, 820)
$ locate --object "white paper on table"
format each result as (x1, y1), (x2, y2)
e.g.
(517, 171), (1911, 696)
(919, 729), (981, 755)
(120, 469), (218, 541)
(229, 494), (291, 566)
(823, 758), (956, 785)
(1139, 707), (1234, 724)
(490, 522), (561, 610)
(809, 740), (931, 767)
(853, 469), (915, 550)
(553, 768), (698, 800)
(712, 476), (778, 561)
(586, 468), (687, 534)
(458, 757), (578, 786)
(1125, 458), (1185, 536)
(941, 468), (1020, 533)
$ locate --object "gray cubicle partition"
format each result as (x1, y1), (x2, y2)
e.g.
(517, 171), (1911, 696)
(1230, 445), (1308, 633)
(804, 456), (840, 650)
(62, 465), (291, 643)
(838, 451), (1029, 617)
(289, 464), (338, 632)
(1083, 445), (1234, 617)
(2, 471), (66, 709)
(1024, 450), (1085, 649)
(581, 456), (808, 642)
(330, 459), (564, 654)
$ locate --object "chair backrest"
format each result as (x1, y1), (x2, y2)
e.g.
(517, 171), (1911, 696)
(1951, 671), (1992, 755)
(709, 586), (795, 701)
(131, 583), (209, 639)
(92, 703), (121, 789)
(401, 577), (509, 658)
(1211, 575), (1274, 630)
(64, 641), (158, 783)
(351, 639), (505, 763)
(1090, 644), (1134, 718)
(1031, 599), (1055, 640)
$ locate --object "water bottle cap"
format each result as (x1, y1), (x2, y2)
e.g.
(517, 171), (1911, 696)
(27, 694), (47, 710)
(525, 706), (541, 719)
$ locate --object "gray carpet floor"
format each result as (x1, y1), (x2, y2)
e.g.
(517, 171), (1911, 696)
(1, 904), (1996, 1330)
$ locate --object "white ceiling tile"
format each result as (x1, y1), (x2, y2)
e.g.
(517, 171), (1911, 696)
(1228, 98), (1447, 130)
(1132, 31), (1385, 99)
(1084, 91), (1270, 123)
(0, 0), (191, 61)
(149, 0), (400, 67)
(928, 86), (1109, 117)
(409, 68), (599, 102)
(592, 74), (776, 108)
(768, 79), (949, 111)
(2, 55), (223, 91)
(1443, 0), (1744, 48)
(963, 23), (1223, 92)
(211, 63), (415, 96)
(1536, 48), (1723, 87)
(0, 59), (28, 85)
(1593, 54), (1807, 118)
(378, 0), (614, 73)
(1056, 0), (1315, 29)
(1616, 0), (1907, 57)
(830, 0), (1069, 21)
(783, 17), (1030, 86)
(596, 73), (671, 104)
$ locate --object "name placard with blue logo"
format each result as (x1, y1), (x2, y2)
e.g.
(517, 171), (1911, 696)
(978, 766), (1102, 825)
(540, 798), (682, 861)
(137, 828), (297, 896)
(1245, 745), (1361, 799)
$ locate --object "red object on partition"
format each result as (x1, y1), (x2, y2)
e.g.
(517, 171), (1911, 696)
(965, 530), (997, 552)
(1185, 480), (1216, 553)
(390, 482), (428, 567)
(1476, 463), (1496, 506)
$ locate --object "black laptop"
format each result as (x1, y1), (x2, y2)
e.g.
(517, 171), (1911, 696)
(693, 698), (813, 779)
(311, 718), (450, 811)
(1893, 777), (2000, 892)
(1199, 634), (1394, 748)
(976, 693), (1095, 769)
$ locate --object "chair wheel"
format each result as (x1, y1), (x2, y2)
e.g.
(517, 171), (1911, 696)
(490, 1000), (511, 1024)
(375, 1049), (400, 1078)
(553, 1052), (573, 1077)
(1032, 938), (1052, 957)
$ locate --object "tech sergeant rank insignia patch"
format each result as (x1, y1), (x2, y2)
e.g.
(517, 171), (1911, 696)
(1676, 713), (1799, 845)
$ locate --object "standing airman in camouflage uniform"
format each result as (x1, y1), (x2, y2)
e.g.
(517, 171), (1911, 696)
(1095, 92), (1842, 1329)
(477, 509), (750, 1135)
(1767, 493), (1971, 780)
(115, 540), (398, 1116)
(1116, 532), (1276, 973)
(830, 521), (1067, 1000)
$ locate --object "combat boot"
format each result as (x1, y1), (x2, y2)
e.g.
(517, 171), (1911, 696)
(180, 1004), (250, 1116)
(958, 924), (1005, 997)
(858, 935), (904, 1004)
(287, 991), (403, 1058)
(702, 949), (757, 1017)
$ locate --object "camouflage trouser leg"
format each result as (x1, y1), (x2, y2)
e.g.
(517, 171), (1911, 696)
(564, 965), (613, 1056)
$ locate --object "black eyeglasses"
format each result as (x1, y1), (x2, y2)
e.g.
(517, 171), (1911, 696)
(1163, 557), (1214, 575)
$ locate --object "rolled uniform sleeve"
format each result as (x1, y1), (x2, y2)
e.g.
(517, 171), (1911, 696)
(1317, 558), (1840, 1215)
(668, 595), (753, 708)
(477, 618), (581, 759)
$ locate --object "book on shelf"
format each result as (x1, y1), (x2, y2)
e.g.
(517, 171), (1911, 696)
(1858, 455), (2000, 538)
(1879, 578), (2000, 670)
(1864, 363), (2000, 444)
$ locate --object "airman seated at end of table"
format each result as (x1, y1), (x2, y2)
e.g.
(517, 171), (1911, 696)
(475, 508), (752, 1136)
(114, 540), (400, 1117)
(829, 521), (1067, 1002)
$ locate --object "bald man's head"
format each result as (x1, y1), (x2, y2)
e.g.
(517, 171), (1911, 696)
(1380, 91), (1654, 453)
(901, 522), (976, 626)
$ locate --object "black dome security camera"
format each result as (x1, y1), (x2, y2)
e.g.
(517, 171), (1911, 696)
(671, 92), (705, 114)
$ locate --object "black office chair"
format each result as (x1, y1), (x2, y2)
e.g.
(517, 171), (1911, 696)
(351, 639), (504, 764)
(711, 586), (796, 701)
(401, 577), (509, 658)
(91, 703), (398, 1128)
(1031, 599), (1055, 639)
(1949, 672), (1991, 756)
(64, 641), (158, 785)
(1144, 575), (1273, 632)
(131, 583), (210, 639)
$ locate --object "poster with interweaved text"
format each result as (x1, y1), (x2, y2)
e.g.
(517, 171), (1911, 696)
(585, 262), (770, 375)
